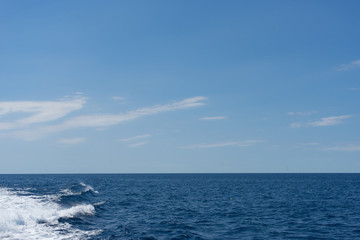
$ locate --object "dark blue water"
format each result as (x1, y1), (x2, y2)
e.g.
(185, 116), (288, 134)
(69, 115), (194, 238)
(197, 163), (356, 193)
(1, 174), (360, 239)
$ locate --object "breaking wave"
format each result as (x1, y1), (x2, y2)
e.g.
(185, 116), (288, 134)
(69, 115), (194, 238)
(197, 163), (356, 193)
(0, 184), (100, 240)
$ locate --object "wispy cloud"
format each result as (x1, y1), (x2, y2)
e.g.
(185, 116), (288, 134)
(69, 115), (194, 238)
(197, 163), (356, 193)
(323, 144), (360, 152)
(119, 134), (152, 142)
(336, 59), (360, 71)
(0, 96), (86, 130)
(57, 96), (206, 129)
(112, 96), (126, 104)
(128, 141), (148, 147)
(303, 142), (320, 146)
(290, 115), (351, 128)
(287, 111), (317, 116)
(57, 137), (85, 144)
(1, 96), (207, 140)
(290, 122), (303, 128)
(182, 140), (263, 149)
(112, 96), (125, 101)
(293, 142), (320, 149)
(349, 88), (360, 91)
(199, 116), (227, 120)
(308, 115), (351, 127)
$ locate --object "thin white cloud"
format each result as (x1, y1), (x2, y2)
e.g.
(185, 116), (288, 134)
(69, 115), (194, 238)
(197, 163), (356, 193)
(293, 142), (320, 149)
(349, 88), (360, 91)
(323, 144), (360, 152)
(182, 140), (263, 149)
(112, 96), (126, 104)
(59, 96), (206, 129)
(199, 116), (227, 120)
(3, 96), (207, 140)
(290, 115), (351, 128)
(308, 115), (351, 127)
(57, 137), (85, 144)
(337, 59), (360, 71)
(112, 96), (125, 101)
(0, 122), (18, 131)
(303, 142), (320, 146)
(0, 97), (86, 130)
(128, 141), (148, 147)
(119, 134), (152, 142)
(287, 111), (317, 116)
(290, 122), (303, 128)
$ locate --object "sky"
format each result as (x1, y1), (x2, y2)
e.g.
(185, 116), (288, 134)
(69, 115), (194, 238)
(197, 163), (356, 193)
(0, 0), (360, 173)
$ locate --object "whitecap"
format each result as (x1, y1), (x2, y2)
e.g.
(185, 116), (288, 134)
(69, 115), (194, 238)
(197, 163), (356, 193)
(79, 182), (99, 194)
(0, 187), (100, 240)
(56, 182), (99, 200)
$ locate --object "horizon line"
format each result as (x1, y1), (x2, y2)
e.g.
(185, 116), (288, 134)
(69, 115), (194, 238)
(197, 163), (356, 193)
(1, 172), (359, 175)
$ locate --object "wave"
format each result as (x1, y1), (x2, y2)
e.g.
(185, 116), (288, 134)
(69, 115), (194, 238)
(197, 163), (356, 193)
(0, 186), (100, 240)
(79, 182), (99, 194)
(59, 182), (99, 198)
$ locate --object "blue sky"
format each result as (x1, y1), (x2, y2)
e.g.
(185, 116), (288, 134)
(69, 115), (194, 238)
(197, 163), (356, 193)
(0, 0), (360, 173)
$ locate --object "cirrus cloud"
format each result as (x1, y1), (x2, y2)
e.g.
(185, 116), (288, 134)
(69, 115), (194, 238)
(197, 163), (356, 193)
(336, 59), (360, 71)
(290, 115), (351, 128)
(119, 134), (152, 142)
(287, 111), (317, 116)
(323, 144), (360, 152)
(0, 96), (86, 130)
(57, 137), (86, 145)
(128, 141), (148, 148)
(0, 96), (207, 140)
(181, 140), (264, 149)
(199, 116), (227, 120)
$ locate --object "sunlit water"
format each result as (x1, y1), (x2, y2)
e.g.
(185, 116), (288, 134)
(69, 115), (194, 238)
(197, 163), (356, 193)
(1, 174), (360, 239)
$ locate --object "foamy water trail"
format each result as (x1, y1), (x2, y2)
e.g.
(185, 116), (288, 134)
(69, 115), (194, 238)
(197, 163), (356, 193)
(0, 187), (100, 240)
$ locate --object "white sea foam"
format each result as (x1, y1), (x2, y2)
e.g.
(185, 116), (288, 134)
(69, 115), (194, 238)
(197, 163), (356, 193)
(93, 201), (106, 206)
(0, 187), (100, 240)
(80, 182), (99, 194)
(58, 182), (99, 198)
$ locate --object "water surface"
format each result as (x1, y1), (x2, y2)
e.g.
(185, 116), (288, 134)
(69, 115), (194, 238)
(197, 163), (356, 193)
(1, 174), (360, 239)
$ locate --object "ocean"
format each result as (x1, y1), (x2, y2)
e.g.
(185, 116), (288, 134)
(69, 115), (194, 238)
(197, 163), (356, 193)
(1, 174), (360, 239)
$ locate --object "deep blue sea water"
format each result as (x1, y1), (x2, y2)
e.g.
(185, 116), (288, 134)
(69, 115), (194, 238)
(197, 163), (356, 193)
(1, 174), (360, 239)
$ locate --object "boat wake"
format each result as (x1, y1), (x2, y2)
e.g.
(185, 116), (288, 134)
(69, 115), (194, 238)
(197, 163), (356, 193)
(0, 183), (101, 240)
